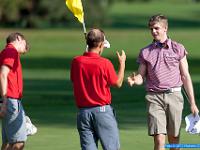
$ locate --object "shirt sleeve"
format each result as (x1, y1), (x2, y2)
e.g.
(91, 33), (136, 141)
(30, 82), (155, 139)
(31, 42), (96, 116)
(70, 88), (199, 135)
(137, 49), (146, 65)
(105, 60), (118, 86)
(172, 41), (188, 60)
(2, 49), (17, 69)
(179, 44), (188, 60)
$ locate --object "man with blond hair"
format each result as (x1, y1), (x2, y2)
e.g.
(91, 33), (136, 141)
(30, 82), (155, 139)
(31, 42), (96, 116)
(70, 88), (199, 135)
(128, 14), (199, 150)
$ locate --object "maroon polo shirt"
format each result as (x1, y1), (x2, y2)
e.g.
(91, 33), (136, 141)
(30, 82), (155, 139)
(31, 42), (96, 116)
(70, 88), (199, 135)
(70, 52), (118, 108)
(137, 39), (187, 92)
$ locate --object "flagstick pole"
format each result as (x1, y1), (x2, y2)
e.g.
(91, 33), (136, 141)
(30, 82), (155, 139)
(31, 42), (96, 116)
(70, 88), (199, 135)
(82, 20), (88, 52)
(82, 20), (87, 40)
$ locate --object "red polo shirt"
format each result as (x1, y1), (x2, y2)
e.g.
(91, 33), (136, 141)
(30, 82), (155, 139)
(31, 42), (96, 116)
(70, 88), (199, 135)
(70, 52), (118, 108)
(0, 44), (23, 99)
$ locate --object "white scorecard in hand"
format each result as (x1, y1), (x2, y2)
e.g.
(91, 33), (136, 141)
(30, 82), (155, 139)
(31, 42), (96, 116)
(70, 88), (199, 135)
(185, 113), (200, 134)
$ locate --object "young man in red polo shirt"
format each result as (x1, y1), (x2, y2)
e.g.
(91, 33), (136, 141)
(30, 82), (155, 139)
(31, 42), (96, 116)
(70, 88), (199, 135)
(128, 14), (199, 150)
(0, 32), (29, 150)
(71, 28), (126, 150)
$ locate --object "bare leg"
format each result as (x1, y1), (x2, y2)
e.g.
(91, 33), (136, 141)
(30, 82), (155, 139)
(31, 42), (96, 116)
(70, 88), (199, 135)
(1, 143), (9, 150)
(154, 134), (166, 150)
(168, 135), (180, 150)
(9, 142), (24, 150)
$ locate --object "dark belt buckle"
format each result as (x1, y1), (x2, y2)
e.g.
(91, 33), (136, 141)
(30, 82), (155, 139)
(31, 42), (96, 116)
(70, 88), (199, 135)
(165, 89), (172, 93)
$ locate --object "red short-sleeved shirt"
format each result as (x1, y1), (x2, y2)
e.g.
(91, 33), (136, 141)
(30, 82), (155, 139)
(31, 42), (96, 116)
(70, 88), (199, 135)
(0, 44), (23, 99)
(70, 52), (118, 108)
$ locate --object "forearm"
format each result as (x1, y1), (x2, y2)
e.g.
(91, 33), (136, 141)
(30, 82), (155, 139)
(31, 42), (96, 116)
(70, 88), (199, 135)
(0, 65), (10, 100)
(182, 75), (196, 105)
(0, 73), (8, 116)
(135, 63), (146, 85)
(116, 62), (125, 88)
(180, 56), (198, 114)
(0, 74), (8, 100)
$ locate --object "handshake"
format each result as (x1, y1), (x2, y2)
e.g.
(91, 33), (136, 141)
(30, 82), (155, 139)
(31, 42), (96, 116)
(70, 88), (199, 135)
(127, 72), (143, 86)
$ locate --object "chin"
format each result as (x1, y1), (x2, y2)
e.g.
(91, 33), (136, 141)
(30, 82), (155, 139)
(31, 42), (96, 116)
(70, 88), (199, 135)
(154, 37), (160, 41)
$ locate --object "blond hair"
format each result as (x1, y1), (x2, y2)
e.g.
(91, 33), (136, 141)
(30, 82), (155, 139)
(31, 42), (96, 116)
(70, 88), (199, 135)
(148, 14), (168, 28)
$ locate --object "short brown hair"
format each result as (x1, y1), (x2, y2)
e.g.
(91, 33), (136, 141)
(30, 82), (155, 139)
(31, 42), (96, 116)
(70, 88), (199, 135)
(86, 28), (104, 49)
(148, 14), (168, 28)
(6, 32), (25, 44)
(6, 32), (29, 50)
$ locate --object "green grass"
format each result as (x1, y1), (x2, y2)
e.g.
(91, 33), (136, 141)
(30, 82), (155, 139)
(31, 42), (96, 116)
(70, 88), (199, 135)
(1, 2), (200, 150)
(108, 2), (200, 29)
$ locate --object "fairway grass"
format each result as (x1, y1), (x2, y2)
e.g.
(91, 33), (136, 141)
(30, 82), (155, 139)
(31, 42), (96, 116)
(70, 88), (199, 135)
(1, 2), (200, 149)
(0, 28), (200, 149)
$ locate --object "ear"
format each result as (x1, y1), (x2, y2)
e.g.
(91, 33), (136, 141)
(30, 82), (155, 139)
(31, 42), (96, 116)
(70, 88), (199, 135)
(16, 36), (21, 41)
(164, 25), (168, 32)
(98, 42), (103, 49)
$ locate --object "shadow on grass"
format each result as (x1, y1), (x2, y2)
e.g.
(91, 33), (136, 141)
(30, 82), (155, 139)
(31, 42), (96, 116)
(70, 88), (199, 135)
(107, 14), (200, 29)
(23, 78), (148, 129)
(23, 77), (200, 130)
(21, 57), (200, 74)
(21, 55), (200, 129)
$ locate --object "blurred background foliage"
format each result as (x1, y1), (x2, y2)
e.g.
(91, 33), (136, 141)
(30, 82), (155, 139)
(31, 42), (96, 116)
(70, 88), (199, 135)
(0, 0), (200, 28)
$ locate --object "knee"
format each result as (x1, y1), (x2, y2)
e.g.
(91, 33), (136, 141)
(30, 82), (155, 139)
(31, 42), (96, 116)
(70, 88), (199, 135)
(12, 142), (25, 150)
(154, 134), (165, 147)
(168, 136), (179, 144)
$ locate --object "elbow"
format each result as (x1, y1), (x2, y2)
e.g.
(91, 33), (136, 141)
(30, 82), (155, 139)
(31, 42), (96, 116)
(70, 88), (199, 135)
(181, 74), (191, 83)
(114, 80), (123, 88)
(0, 73), (7, 80)
(116, 83), (122, 88)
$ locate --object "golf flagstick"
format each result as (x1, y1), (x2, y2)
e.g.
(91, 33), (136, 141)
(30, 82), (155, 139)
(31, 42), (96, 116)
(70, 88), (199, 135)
(82, 20), (87, 40)
(65, 0), (86, 39)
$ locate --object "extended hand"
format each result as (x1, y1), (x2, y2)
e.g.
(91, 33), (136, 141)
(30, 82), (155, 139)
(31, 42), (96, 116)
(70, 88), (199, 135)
(190, 103), (199, 116)
(127, 72), (136, 86)
(116, 50), (126, 64)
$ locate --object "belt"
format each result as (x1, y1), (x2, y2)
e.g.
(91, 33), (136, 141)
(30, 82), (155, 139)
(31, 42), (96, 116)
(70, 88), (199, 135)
(79, 104), (111, 112)
(148, 87), (182, 93)
(7, 97), (21, 100)
(165, 87), (181, 93)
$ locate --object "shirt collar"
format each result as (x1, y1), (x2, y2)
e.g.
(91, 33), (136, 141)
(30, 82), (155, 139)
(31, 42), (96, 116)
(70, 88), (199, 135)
(6, 43), (16, 49)
(152, 38), (171, 49)
(83, 52), (100, 57)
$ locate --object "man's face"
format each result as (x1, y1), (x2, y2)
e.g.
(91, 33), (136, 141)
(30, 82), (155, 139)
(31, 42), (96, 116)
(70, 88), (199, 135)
(17, 36), (28, 54)
(149, 22), (167, 42)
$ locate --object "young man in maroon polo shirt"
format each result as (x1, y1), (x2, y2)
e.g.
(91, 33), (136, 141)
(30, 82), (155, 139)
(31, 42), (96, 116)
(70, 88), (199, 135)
(70, 28), (126, 150)
(0, 32), (29, 150)
(127, 14), (199, 150)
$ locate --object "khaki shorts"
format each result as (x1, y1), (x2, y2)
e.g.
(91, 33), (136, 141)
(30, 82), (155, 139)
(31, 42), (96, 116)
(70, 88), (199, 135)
(145, 91), (184, 137)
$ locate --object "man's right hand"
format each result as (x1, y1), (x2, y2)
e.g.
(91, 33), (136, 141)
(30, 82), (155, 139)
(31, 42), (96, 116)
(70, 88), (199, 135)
(127, 72), (143, 86)
(127, 72), (136, 86)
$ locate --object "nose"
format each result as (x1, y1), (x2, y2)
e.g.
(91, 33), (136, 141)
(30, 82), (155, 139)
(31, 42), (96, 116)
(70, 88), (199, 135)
(152, 28), (156, 33)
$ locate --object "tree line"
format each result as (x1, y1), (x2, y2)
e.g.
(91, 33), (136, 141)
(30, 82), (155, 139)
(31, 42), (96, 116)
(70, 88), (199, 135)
(0, 0), (199, 28)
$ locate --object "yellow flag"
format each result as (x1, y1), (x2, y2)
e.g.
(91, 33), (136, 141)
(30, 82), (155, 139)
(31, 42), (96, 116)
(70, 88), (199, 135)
(66, 0), (84, 23)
